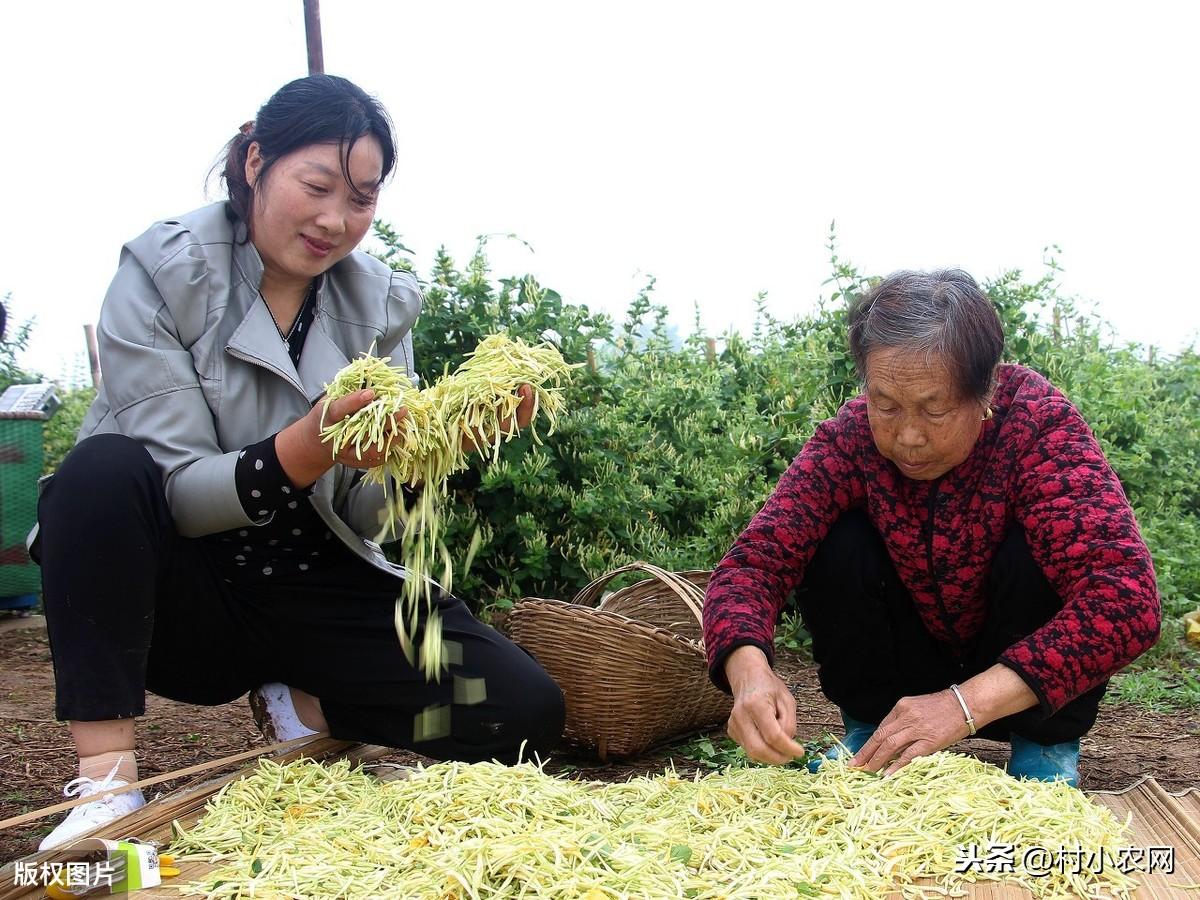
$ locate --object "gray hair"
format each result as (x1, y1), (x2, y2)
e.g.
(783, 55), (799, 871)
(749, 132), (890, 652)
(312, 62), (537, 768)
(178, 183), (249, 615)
(847, 269), (1004, 403)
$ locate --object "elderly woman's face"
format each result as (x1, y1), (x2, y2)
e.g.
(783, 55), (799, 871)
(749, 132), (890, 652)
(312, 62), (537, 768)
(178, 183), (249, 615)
(864, 348), (988, 481)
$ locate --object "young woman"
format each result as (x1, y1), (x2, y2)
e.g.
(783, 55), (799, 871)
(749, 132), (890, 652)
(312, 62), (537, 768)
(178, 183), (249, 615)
(34, 75), (564, 851)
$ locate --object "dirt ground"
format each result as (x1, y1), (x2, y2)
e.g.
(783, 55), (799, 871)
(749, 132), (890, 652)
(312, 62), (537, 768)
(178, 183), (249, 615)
(3, 616), (1199, 864)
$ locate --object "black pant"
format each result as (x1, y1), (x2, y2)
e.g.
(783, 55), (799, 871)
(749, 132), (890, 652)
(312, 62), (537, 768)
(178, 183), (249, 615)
(35, 434), (565, 763)
(797, 510), (1105, 745)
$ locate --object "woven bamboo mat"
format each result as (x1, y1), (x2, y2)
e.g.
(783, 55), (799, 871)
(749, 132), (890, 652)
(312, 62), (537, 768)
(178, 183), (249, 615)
(891, 778), (1200, 898)
(3, 745), (1198, 899)
(0, 739), (389, 900)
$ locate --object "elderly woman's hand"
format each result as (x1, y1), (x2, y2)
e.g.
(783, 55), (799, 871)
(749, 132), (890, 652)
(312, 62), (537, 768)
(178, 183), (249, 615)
(724, 646), (808, 765)
(849, 690), (970, 777)
(850, 664), (1039, 777)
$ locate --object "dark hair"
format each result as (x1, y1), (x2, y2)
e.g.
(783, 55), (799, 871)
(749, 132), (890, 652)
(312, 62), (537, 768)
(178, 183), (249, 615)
(217, 74), (396, 227)
(847, 269), (1004, 403)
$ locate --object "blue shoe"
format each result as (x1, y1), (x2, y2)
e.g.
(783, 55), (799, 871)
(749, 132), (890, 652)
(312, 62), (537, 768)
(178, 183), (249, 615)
(1008, 734), (1080, 788)
(807, 711), (878, 773)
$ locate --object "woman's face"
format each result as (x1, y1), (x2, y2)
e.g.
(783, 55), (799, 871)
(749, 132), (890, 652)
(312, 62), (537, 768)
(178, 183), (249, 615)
(245, 136), (383, 290)
(864, 347), (989, 481)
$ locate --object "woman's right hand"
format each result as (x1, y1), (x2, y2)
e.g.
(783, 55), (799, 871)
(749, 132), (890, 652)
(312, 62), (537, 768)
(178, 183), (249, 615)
(276, 389), (408, 488)
(724, 645), (807, 765)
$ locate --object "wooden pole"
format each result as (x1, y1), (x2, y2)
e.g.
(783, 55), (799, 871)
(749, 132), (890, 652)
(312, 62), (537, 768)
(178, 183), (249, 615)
(83, 324), (101, 390)
(303, 0), (324, 75)
(705, 338), (717, 364)
(586, 348), (597, 375)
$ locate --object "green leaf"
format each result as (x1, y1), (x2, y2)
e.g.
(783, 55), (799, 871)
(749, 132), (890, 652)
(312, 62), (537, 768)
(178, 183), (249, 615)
(250, 859), (263, 876)
(670, 844), (693, 865)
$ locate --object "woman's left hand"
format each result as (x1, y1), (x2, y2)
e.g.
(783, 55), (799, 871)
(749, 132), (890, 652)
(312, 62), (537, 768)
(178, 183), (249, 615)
(850, 665), (1039, 777)
(462, 384), (535, 455)
(850, 690), (971, 777)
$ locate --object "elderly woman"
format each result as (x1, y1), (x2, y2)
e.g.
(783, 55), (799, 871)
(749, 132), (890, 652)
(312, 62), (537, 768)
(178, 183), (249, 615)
(703, 269), (1160, 785)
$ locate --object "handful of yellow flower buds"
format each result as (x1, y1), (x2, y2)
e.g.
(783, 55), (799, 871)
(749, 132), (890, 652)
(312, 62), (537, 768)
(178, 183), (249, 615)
(320, 333), (576, 681)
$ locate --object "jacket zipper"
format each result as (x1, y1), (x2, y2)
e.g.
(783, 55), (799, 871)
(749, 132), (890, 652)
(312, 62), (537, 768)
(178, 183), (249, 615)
(224, 345), (306, 397)
(925, 478), (965, 658)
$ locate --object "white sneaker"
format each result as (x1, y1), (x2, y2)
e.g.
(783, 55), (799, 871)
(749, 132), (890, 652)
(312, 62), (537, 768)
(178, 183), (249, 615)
(249, 682), (319, 743)
(39, 762), (146, 852)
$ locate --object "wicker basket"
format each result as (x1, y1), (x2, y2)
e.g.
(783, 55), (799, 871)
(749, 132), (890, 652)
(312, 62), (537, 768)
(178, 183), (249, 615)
(507, 562), (732, 760)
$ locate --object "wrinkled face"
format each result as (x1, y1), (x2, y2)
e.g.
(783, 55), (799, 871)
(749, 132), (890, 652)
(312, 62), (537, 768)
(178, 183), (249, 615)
(864, 347), (988, 481)
(245, 136), (383, 289)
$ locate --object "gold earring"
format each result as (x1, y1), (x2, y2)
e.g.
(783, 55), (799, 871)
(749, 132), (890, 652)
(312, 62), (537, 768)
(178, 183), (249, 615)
(983, 407), (994, 421)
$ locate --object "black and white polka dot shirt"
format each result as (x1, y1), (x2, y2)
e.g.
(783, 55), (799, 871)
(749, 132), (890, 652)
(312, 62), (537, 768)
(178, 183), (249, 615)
(203, 290), (354, 581)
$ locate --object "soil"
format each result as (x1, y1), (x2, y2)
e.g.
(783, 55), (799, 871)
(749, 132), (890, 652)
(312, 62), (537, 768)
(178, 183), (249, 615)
(3, 617), (1199, 864)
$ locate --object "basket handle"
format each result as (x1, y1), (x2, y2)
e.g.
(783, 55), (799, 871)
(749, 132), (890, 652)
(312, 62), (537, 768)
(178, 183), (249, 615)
(573, 561), (706, 627)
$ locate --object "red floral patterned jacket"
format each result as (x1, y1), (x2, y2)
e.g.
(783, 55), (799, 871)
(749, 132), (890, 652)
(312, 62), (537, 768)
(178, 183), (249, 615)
(703, 364), (1161, 715)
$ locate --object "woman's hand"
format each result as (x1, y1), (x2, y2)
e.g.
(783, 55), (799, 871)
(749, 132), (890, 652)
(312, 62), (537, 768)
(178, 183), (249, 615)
(850, 664), (1039, 776)
(461, 384), (536, 455)
(724, 646), (807, 765)
(849, 690), (969, 777)
(276, 389), (408, 488)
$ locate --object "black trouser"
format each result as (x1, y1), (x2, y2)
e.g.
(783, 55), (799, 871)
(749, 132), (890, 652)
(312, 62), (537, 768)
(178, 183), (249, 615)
(796, 510), (1105, 745)
(35, 434), (565, 764)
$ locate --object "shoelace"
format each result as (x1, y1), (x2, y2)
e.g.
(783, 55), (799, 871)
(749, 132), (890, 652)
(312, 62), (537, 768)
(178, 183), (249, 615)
(62, 757), (127, 802)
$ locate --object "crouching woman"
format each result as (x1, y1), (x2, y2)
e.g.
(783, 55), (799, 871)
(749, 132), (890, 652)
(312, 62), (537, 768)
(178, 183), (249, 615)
(703, 269), (1160, 785)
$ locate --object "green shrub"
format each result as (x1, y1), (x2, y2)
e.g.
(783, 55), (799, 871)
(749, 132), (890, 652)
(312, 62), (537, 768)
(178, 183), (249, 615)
(0, 296), (36, 393)
(43, 387), (96, 475)
(23, 228), (1195, 702)
(370, 223), (1199, 702)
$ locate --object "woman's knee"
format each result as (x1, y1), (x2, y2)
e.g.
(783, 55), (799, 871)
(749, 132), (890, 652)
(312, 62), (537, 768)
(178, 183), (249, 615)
(809, 509), (892, 583)
(53, 434), (156, 489)
(987, 526), (1060, 612)
(377, 662), (564, 764)
(485, 657), (566, 762)
(992, 526), (1041, 580)
(799, 509), (895, 622)
(41, 435), (163, 524)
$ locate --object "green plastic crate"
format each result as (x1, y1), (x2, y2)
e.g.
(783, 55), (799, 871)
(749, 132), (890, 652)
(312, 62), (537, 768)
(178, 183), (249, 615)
(0, 383), (58, 597)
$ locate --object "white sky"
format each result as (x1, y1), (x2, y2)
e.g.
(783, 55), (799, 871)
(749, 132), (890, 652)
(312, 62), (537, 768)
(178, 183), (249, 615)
(2, 1), (1197, 384)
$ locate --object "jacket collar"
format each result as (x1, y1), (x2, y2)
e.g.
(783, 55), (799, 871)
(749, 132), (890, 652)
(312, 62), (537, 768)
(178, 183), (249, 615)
(225, 299), (305, 395)
(230, 219), (265, 293)
(226, 220), (343, 401)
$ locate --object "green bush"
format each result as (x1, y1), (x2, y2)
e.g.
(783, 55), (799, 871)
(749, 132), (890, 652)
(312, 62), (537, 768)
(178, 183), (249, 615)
(0, 295), (36, 393)
(372, 223), (1199, 701)
(22, 228), (1197, 705)
(43, 387), (96, 475)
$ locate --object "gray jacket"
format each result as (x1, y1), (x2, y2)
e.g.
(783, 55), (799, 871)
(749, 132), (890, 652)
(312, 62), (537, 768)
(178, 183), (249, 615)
(76, 202), (423, 574)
